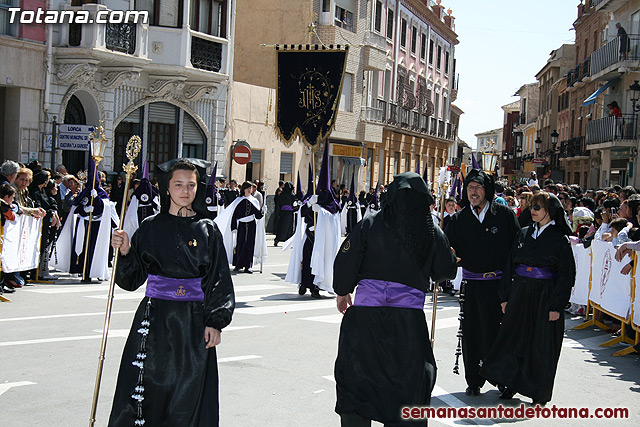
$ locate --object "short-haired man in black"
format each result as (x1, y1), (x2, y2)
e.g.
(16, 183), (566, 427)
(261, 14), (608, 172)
(445, 169), (520, 396)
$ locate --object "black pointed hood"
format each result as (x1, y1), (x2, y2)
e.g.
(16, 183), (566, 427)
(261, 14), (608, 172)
(547, 193), (572, 236)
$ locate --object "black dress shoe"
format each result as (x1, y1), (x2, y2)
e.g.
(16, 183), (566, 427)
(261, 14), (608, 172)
(497, 384), (506, 393)
(2, 286), (16, 294)
(499, 388), (516, 400)
(298, 286), (307, 295)
(465, 386), (481, 396)
(243, 268), (253, 274)
(233, 266), (240, 272)
(310, 288), (321, 298)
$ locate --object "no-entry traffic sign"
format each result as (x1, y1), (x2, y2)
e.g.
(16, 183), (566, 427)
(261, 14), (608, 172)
(232, 144), (252, 165)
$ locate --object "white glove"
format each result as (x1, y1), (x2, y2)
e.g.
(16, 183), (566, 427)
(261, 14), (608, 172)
(85, 206), (94, 213)
(90, 189), (98, 198)
(312, 203), (321, 213)
(309, 195), (318, 205)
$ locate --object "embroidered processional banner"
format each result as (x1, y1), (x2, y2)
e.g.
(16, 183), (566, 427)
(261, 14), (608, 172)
(276, 45), (348, 147)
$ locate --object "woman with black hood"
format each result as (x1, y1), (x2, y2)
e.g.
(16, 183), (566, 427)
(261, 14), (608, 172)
(333, 172), (457, 426)
(480, 191), (575, 405)
(274, 181), (296, 246)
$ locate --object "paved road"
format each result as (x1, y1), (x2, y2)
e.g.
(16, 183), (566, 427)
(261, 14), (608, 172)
(1, 235), (639, 426)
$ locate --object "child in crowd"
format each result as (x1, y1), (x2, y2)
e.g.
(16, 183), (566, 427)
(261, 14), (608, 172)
(1, 183), (19, 225)
(602, 217), (631, 246)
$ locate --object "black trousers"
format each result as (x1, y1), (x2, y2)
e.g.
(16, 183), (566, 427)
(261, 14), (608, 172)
(461, 279), (503, 388)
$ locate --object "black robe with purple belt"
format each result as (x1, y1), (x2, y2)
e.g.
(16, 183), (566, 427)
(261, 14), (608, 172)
(333, 211), (456, 425)
(480, 225), (575, 403)
(108, 212), (234, 427)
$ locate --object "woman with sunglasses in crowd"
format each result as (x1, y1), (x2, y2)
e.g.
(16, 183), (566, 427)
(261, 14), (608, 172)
(480, 191), (575, 406)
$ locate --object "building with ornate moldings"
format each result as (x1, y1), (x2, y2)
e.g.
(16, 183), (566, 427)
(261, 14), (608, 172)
(3, 0), (233, 178)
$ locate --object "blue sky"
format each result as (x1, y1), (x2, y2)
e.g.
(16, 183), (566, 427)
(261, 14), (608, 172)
(450, 0), (579, 148)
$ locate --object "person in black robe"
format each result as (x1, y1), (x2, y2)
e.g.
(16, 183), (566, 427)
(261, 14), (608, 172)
(231, 181), (264, 273)
(204, 168), (224, 221)
(481, 191), (575, 405)
(109, 159), (234, 427)
(274, 181), (296, 246)
(334, 172), (457, 426)
(444, 169), (520, 396)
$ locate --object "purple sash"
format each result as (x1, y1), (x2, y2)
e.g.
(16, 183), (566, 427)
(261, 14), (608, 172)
(281, 205), (294, 211)
(146, 274), (204, 301)
(461, 268), (503, 281)
(354, 279), (425, 309)
(514, 264), (557, 280)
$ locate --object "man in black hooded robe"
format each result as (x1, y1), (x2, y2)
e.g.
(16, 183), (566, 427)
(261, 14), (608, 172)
(444, 169), (520, 396)
(334, 172), (457, 426)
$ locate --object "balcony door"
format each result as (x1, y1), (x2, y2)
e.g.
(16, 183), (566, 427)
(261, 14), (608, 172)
(148, 122), (176, 180)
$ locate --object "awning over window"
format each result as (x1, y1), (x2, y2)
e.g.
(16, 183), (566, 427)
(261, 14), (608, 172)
(582, 77), (620, 106)
(341, 157), (367, 166)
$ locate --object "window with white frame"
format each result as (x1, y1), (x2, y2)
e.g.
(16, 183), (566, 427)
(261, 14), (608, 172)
(0, 0), (17, 36)
(340, 72), (353, 112)
(386, 8), (394, 39)
(335, 0), (355, 32)
(411, 26), (417, 55)
(190, 0), (227, 37)
(136, 0), (183, 28)
(374, 0), (382, 33)
(445, 51), (450, 74)
(436, 45), (442, 70)
(400, 18), (407, 49)
(428, 39), (434, 65)
(420, 33), (427, 61)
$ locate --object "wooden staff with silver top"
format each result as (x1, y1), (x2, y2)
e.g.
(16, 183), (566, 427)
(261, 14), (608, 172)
(89, 135), (141, 427)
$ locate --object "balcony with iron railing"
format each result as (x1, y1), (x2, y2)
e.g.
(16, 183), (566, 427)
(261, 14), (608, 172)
(594, 0), (628, 12)
(559, 137), (589, 159)
(590, 34), (640, 79)
(586, 113), (638, 146)
(374, 100), (456, 140)
(59, 4), (227, 76)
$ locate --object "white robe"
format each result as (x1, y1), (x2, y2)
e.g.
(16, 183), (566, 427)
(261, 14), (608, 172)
(214, 195), (267, 267)
(122, 195), (160, 239)
(51, 200), (119, 280)
(340, 202), (362, 236)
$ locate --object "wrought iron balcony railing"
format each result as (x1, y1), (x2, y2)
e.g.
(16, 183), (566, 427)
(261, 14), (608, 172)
(590, 34), (640, 77)
(586, 114), (638, 145)
(191, 36), (223, 72)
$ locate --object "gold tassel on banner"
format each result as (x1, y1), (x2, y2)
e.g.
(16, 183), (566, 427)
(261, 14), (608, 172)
(89, 135), (141, 427)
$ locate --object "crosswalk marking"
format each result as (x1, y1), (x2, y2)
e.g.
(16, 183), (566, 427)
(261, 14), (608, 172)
(235, 300), (335, 315)
(0, 381), (37, 397)
(0, 311), (136, 323)
(0, 325), (262, 347)
(234, 284), (289, 292)
(300, 314), (343, 324)
(21, 284), (112, 294)
(218, 355), (262, 363)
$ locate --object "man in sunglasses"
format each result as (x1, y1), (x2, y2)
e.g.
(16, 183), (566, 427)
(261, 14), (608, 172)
(444, 169), (520, 397)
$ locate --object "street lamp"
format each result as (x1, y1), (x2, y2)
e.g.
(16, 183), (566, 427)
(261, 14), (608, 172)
(481, 140), (499, 175)
(535, 137), (542, 156)
(630, 80), (640, 112)
(551, 130), (559, 151)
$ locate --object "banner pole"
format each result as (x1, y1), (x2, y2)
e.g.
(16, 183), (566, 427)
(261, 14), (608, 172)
(0, 222), (9, 302)
(89, 136), (141, 427)
(81, 164), (99, 281)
